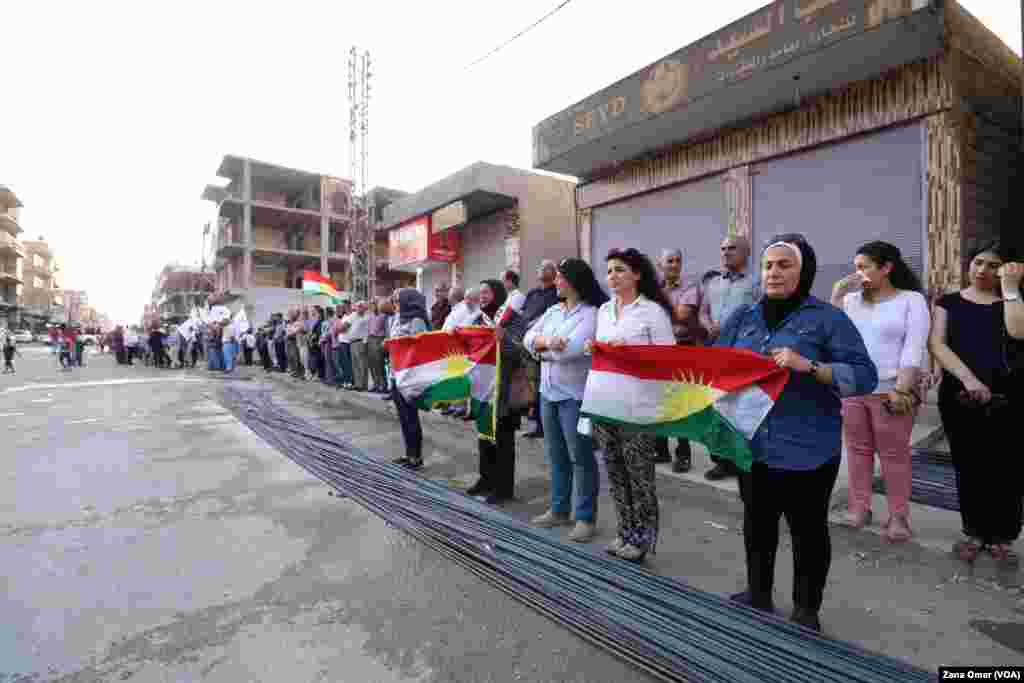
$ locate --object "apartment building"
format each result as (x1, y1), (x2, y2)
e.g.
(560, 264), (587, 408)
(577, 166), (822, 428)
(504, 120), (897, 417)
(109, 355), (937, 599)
(152, 264), (214, 325)
(61, 289), (88, 325)
(202, 155), (355, 324)
(0, 185), (25, 329)
(20, 237), (66, 329)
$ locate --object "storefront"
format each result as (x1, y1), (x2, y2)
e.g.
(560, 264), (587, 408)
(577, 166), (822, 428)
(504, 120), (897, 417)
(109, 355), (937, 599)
(534, 0), (1021, 296)
(377, 162), (577, 309)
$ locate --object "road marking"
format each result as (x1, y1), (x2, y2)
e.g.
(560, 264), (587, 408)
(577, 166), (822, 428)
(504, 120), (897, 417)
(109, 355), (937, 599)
(30, 398), (53, 403)
(2, 378), (206, 394)
(67, 418), (101, 425)
(0, 412), (25, 418)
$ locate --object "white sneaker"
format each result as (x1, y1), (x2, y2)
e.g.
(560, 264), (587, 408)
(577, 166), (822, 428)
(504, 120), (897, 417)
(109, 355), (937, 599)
(531, 510), (571, 528)
(605, 537), (625, 555)
(568, 521), (596, 543)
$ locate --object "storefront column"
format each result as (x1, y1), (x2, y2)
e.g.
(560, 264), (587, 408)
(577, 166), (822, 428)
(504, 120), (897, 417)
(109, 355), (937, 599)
(723, 165), (752, 240)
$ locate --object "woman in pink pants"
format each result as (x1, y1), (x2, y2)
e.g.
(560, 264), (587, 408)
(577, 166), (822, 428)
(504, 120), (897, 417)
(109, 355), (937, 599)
(832, 241), (931, 543)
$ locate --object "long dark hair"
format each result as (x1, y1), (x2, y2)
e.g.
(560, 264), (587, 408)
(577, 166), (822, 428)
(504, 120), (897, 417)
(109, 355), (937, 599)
(856, 241), (922, 293)
(479, 279), (508, 319)
(605, 248), (674, 319)
(557, 257), (609, 308)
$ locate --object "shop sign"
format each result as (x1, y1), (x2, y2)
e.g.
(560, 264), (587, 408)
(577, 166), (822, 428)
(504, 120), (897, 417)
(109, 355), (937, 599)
(432, 201), (467, 233)
(389, 216), (429, 268)
(533, 0), (927, 167)
(428, 226), (460, 263)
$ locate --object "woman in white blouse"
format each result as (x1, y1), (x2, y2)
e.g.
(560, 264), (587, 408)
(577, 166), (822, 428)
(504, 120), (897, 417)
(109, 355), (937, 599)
(831, 241), (931, 542)
(585, 248), (677, 563)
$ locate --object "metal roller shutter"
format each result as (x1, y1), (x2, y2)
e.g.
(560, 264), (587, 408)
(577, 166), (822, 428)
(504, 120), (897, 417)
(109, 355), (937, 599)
(460, 214), (509, 291)
(751, 123), (925, 302)
(591, 174), (727, 291)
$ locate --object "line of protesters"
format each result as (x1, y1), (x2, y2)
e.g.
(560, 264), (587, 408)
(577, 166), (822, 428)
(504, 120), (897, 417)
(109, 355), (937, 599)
(380, 235), (1022, 634)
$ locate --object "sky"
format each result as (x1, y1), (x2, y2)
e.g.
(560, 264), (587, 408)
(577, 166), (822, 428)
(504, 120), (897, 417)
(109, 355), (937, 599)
(1, 0), (1020, 326)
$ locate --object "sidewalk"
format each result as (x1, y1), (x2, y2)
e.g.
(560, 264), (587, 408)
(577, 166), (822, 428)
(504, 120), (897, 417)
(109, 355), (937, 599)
(233, 364), (1024, 671)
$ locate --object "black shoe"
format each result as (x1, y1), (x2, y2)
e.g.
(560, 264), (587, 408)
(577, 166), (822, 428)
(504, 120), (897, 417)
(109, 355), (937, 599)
(790, 607), (821, 632)
(402, 459), (423, 471)
(391, 456), (409, 465)
(705, 463), (737, 481)
(465, 480), (491, 497)
(729, 590), (775, 613)
(672, 455), (692, 474)
(652, 452), (672, 464)
(484, 493), (511, 505)
(523, 430), (544, 439)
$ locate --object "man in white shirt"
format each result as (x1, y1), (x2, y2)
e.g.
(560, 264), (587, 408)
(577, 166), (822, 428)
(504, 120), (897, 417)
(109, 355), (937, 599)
(347, 301), (371, 391)
(442, 287), (481, 332)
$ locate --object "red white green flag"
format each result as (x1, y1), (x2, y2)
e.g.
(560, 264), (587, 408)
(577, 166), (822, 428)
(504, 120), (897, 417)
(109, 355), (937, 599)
(581, 344), (790, 472)
(385, 327), (500, 440)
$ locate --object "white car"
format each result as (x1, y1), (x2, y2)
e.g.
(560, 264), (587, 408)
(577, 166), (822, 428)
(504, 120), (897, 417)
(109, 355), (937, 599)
(13, 330), (33, 344)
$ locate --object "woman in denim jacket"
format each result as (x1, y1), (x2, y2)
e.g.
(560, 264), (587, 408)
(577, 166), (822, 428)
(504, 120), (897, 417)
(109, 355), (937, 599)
(716, 233), (877, 632)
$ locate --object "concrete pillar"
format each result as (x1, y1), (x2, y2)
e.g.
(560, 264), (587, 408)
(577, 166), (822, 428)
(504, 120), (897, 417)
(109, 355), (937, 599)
(242, 158), (253, 290)
(320, 214), (329, 276)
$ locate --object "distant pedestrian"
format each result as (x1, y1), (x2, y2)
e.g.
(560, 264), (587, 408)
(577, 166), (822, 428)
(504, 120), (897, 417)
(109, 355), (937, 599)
(3, 335), (21, 373)
(243, 329), (256, 366)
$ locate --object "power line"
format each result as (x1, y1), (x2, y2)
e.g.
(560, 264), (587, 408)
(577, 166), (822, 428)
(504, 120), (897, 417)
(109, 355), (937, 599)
(464, 0), (575, 70)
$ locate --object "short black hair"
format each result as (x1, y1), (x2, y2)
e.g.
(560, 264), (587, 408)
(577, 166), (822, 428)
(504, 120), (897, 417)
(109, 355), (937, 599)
(502, 270), (520, 287)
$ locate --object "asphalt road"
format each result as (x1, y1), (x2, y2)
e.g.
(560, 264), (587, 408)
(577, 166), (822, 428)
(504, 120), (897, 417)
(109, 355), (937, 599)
(0, 348), (657, 683)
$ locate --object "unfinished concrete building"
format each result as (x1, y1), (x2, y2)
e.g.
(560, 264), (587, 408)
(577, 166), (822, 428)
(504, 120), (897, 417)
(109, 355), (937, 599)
(20, 237), (65, 329)
(152, 264), (215, 325)
(0, 185), (25, 329)
(202, 155), (355, 324)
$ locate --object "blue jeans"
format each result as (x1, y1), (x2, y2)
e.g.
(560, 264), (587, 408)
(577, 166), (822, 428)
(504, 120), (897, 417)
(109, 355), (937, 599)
(208, 345), (224, 371)
(335, 343), (353, 386)
(223, 342), (238, 372)
(541, 397), (599, 523)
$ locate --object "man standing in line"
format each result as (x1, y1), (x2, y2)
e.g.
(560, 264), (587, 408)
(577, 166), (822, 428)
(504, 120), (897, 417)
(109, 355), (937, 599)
(273, 313), (289, 373)
(657, 248), (704, 473)
(430, 281), (451, 332)
(334, 301), (354, 388)
(519, 261), (561, 438)
(348, 301), (371, 391)
(243, 328), (256, 366)
(698, 234), (758, 481)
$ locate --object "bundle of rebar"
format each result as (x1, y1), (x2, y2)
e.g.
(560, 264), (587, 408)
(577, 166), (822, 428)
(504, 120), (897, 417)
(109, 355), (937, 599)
(221, 385), (933, 683)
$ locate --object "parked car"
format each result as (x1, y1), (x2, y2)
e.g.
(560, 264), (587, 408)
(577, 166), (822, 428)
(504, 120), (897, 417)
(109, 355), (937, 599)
(35, 333), (50, 343)
(13, 330), (33, 344)
(80, 334), (98, 346)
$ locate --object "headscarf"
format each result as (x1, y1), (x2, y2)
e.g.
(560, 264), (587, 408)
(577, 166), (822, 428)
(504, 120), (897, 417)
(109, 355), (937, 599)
(760, 235), (817, 330)
(479, 279), (508, 320)
(398, 288), (430, 329)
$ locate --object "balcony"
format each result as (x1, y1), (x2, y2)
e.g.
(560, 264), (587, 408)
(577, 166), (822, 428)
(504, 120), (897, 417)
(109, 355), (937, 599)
(0, 213), (22, 237)
(0, 270), (23, 286)
(215, 223), (245, 258)
(0, 232), (25, 258)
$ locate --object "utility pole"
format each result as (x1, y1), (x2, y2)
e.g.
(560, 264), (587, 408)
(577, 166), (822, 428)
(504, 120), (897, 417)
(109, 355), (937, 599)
(347, 47), (372, 301)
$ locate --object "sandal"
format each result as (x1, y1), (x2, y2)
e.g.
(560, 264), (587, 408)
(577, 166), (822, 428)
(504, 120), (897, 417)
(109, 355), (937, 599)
(989, 544), (1020, 568)
(842, 509), (873, 529)
(884, 514), (913, 543)
(953, 536), (983, 563)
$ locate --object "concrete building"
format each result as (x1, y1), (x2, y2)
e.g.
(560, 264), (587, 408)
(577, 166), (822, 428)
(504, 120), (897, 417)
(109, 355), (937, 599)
(20, 237), (66, 330)
(366, 186), (415, 297)
(202, 155), (355, 324)
(0, 185), (25, 329)
(61, 289), (88, 325)
(377, 162), (577, 309)
(152, 264), (215, 325)
(534, 0), (1021, 297)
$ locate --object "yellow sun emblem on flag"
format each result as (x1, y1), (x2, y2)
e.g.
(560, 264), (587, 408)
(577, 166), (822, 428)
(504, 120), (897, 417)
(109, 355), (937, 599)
(656, 370), (722, 422)
(444, 351), (472, 378)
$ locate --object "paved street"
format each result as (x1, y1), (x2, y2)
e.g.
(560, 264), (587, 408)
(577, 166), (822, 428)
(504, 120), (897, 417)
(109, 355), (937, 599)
(3, 347), (1024, 681)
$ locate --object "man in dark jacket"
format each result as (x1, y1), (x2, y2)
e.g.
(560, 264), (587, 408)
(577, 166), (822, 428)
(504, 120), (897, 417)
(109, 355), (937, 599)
(430, 281), (451, 332)
(520, 260), (560, 439)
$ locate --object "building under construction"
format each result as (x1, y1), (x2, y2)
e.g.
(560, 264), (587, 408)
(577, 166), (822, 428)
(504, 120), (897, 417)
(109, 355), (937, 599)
(202, 155), (357, 324)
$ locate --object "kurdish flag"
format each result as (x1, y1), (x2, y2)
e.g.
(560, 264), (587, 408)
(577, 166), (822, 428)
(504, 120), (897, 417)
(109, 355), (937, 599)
(386, 327), (500, 439)
(302, 271), (342, 302)
(581, 344), (790, 472)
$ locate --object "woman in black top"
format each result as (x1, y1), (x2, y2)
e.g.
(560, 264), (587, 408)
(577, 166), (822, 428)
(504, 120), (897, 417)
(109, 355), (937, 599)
(929, 242), (1024, 566)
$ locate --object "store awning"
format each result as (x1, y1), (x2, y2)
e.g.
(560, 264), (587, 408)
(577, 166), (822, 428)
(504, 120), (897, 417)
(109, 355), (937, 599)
(532, 0), (944, 179)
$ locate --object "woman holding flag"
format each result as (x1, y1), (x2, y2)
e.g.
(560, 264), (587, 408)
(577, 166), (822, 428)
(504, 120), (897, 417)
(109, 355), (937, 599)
(717, 233), (877, 632)
(525, 257), (608, 542)
(391, 288), (431, 470)
(584, 248), (676, 563)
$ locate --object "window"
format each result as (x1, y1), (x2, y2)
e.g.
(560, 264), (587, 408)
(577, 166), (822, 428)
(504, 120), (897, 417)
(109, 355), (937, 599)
(33, 254), (45, 269)
(34, 277), (44, 289)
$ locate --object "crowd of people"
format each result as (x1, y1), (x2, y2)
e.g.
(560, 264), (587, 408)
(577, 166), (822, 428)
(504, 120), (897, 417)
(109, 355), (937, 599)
(376, 235), (1023, 633)
(62, 233), (1021, 633)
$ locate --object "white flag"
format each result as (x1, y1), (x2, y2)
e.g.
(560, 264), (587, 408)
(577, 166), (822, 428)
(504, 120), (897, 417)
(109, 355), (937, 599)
(231, 308), (250, 337)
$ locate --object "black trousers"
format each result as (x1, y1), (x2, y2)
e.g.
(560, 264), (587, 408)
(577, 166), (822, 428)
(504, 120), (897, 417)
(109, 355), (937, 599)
(738, 458), (840, 612)
(477, 422), (518, 498)
(392, 386), (423, 461)
(939, 378), (1022, 544)
(191, 345), (200, 367)
(243, 347), (253, 366)
(260, 346), (273, 371)
(656, 436), (692, 461)
(275, 340), (287, 372)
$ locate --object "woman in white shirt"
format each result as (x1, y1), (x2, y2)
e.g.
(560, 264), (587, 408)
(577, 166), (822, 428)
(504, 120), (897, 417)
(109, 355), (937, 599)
(586, 248), (676, 563)
(831, 241), (931, 542)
